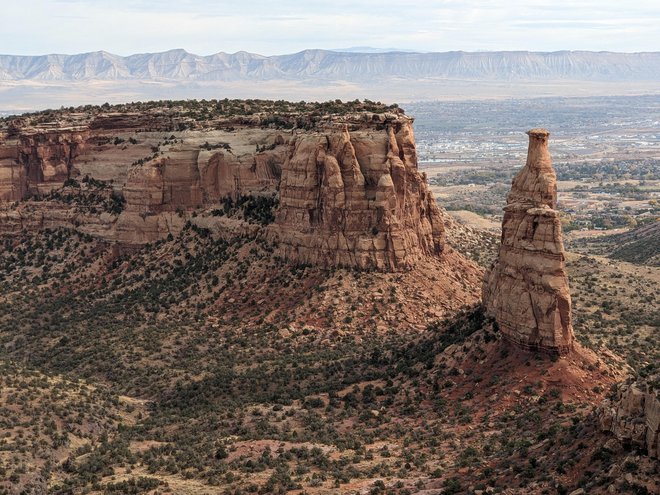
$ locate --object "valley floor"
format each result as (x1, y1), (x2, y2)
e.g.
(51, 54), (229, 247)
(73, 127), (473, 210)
(0, 223), (657, 495)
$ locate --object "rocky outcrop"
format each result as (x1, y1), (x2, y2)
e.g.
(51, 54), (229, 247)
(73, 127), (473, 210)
(599, 375), (660, 458)
(0, 109), (445, 270)
(115, 151), (203, 244)
(272, 118), (444, 270)
(483, 129), (574, 355)
(18, 130), (89, 194)
(0, 203), (117, 238)
(200, 146), (284, 201)
(0, 130), (88, 200)
(0, 140), (25, 201)
(89, 112), (179, 132)
(122, 150), (204, 211)
(113, 143), (285, 244)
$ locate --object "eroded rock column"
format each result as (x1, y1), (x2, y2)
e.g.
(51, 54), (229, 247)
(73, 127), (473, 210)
(483, 129), (574, 355)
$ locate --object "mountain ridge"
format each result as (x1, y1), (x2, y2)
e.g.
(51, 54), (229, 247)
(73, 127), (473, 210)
(2, 48), (660, 82)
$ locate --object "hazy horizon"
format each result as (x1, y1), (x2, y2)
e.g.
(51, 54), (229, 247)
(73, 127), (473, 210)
(4, 47), (660, 57)
(3, 1), (660, 113)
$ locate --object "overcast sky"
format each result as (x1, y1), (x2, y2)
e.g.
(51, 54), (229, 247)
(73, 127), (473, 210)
(3, 0), (659, 56)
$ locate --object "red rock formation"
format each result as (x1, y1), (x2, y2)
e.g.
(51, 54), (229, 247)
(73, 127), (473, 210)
(483, 129), (574, 355)
(201, 146), (284, 201)
(89, 113), (178, 132)
(0, 111), (445, 271)
(135, 151), (203, 209)
(599, 375), (660, 458)
(18, 130), (88, 193)
(0, 140), (25, 201)
(115, 150), (203, 244)
(0, 203), (117, 237)
(272, 118), (444, 270)
(1, 130), (89, 200)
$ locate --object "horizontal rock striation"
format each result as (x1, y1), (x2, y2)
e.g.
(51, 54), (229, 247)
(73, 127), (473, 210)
(89, 112), (181, 132)
(483, 129), (574, 355)
(0, 203), (117, 238)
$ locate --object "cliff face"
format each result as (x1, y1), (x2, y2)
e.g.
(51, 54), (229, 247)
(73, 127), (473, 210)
(0, 110), (445, 270)
(20, 131), (88, 191)
(199, 141), (285, 202)
(0, 141), (24, 201)
(483, 129), (574, 355)
(273, 119), (443, 270)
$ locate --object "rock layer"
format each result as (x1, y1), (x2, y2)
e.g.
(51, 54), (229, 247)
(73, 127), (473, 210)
(483, 129), (574, 355)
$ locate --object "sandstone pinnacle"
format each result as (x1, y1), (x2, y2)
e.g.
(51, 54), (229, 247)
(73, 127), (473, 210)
(483, 129), (575, 355)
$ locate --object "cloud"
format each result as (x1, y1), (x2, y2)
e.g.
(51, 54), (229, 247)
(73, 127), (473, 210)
(2, 0), (659, 55)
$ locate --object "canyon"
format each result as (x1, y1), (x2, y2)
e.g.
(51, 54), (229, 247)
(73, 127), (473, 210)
(0, 100), (657, 495)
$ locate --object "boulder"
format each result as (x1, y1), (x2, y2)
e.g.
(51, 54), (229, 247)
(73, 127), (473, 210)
(599, 375), (660, 458)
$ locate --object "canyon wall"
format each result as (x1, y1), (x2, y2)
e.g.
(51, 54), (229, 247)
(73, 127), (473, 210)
(483, 129), (575, 355)
(1, 130), (88, 201)
(0, 140), (24, 201)
(272, 119), (443, 270)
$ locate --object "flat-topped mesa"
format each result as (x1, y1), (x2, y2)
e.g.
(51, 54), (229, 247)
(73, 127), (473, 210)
(483, 129), (575, 355)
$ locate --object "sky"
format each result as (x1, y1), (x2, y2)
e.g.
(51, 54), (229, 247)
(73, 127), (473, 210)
(2, 0), (659, 56)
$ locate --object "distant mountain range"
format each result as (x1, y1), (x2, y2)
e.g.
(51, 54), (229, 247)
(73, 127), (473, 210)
(2, 49), (660, 82)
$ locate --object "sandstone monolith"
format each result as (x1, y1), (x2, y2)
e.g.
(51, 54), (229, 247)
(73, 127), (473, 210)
(483, 129), (574, 355)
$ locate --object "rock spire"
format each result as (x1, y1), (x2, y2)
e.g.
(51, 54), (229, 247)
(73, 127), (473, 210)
(483, 129), (574, 355)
